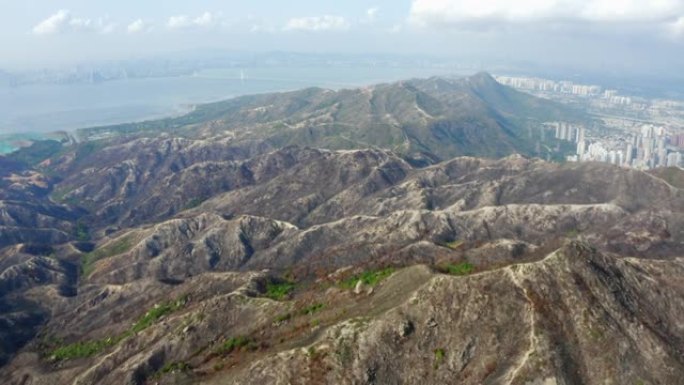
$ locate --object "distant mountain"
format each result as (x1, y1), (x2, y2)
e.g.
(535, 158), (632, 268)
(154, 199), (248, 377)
(79, 73), (585, 162)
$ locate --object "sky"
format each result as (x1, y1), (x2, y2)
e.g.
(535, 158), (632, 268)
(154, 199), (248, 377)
(2, 0), (684, 75)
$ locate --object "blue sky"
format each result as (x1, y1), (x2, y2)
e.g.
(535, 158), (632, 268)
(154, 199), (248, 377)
(2, 0), (684, 74)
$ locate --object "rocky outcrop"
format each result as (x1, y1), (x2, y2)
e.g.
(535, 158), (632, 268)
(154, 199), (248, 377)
(2, 243), (682, 385)
(222, 243), (684, 385)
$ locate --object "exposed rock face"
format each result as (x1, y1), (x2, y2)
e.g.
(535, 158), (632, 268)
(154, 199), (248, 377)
(0, 154), (82, 250)
(221, 244), (684, 385)
(42, 145), (684, 256)
(1, 244), (682, 385)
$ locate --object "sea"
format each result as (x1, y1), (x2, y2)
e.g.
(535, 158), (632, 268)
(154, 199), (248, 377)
(0, 65), (461, 154)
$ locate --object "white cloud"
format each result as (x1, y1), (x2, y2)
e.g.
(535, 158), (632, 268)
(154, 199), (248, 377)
(284, 15), (350, 31)
(194, 12), (215, 27)
(669, 16), (684, 36)
(580, 0), (683, 22)
(127, 19), (149, 34)
(409, 0), (684, 26)
(167, 12), (219, 29)
(366, 7), (380, 21)
(167, 15), (191, 29)
(33, 10), (72, 35)
(33, 10), (115, 35)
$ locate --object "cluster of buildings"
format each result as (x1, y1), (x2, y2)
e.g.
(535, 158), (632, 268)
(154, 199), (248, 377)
(548, 122), (683, 169)
(496, 75), (640, 108)
(549, 122), (585, 142)
(497, 74), (684, 170)
(496, 76), (603, 96)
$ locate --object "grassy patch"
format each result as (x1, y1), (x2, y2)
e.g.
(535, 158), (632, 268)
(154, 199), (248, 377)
(49, 295), (187, 361)
(215, 336), (256, 355)
(132, 296), (188, 333)
(273, 302), (324, 325)
(566, 229), (580, 238)
(339, 268), (395, 289)
(433, 348), (446, 369)
(74, 221), (90, 242)
(50, 336), (123, 360)
(441, 262), (475, 276)
(300, 303), (325, 316)
(7, 140), (63, 167)
(159, 361), (191, 375)
(81, 235), (135, 277)
(274, 312), (292, 323)
(73, 141), (107, 162)
(265, 281), (296, 301)
(183, 197), (205, 210)
(588, 327), (603, 341)
(306, 346), (319, 358)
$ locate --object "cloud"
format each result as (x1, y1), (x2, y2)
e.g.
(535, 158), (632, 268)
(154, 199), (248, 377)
(127, 19), (149, 34)
(284, 15), (350, 31)
(33, 10), (73, 35)
(193, 12), (215, 27)
(33, 10), (115, 35)
(167, 12), (219, 29)
(409, 0), (684, 26)
(366, 7), (380, 21)
(388, 23), (403, 34)
(670, 16), (684, 36)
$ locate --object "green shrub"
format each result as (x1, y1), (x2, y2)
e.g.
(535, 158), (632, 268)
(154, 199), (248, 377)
(339, 268), (395, 289)
(433, 348), (446, 368)
(132, 297), (187, 333)
(274, 312), (292, 323)
(74, 222), (90, 242)
(307, 346), (318, 358)
(50, 295), (187, 361)
(159, 361), (190, 374)
(50, 335), (123, 360)
(300, 303), (325, 316)
(566, 229), (580, 238)
(265, 281), (295, 300)
(442, 262), (474, 276)
(81, 235), (135, 277)
(215, 336), (256, 355)
(183, 197), (204, 210)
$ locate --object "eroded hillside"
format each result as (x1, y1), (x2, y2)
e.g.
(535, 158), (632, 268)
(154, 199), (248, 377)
(0, 74), (682, 384)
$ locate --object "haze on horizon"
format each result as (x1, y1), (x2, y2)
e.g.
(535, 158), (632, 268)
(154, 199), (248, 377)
(1, 0), (684, 77)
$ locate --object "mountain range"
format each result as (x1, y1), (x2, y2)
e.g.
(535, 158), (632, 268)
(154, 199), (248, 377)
(0, 73), (682, 385)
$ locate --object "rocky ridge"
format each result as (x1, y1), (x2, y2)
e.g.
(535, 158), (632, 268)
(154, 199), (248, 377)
(0, 73), (682, 384)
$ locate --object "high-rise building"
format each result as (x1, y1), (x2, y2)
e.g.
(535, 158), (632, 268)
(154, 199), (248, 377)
(625, 144), (634, 166)
(577, 140), (586, 157)
(667, 152), (683, 167)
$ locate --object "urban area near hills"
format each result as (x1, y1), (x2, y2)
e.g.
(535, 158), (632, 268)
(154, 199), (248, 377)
(0, 72), (683, 385)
